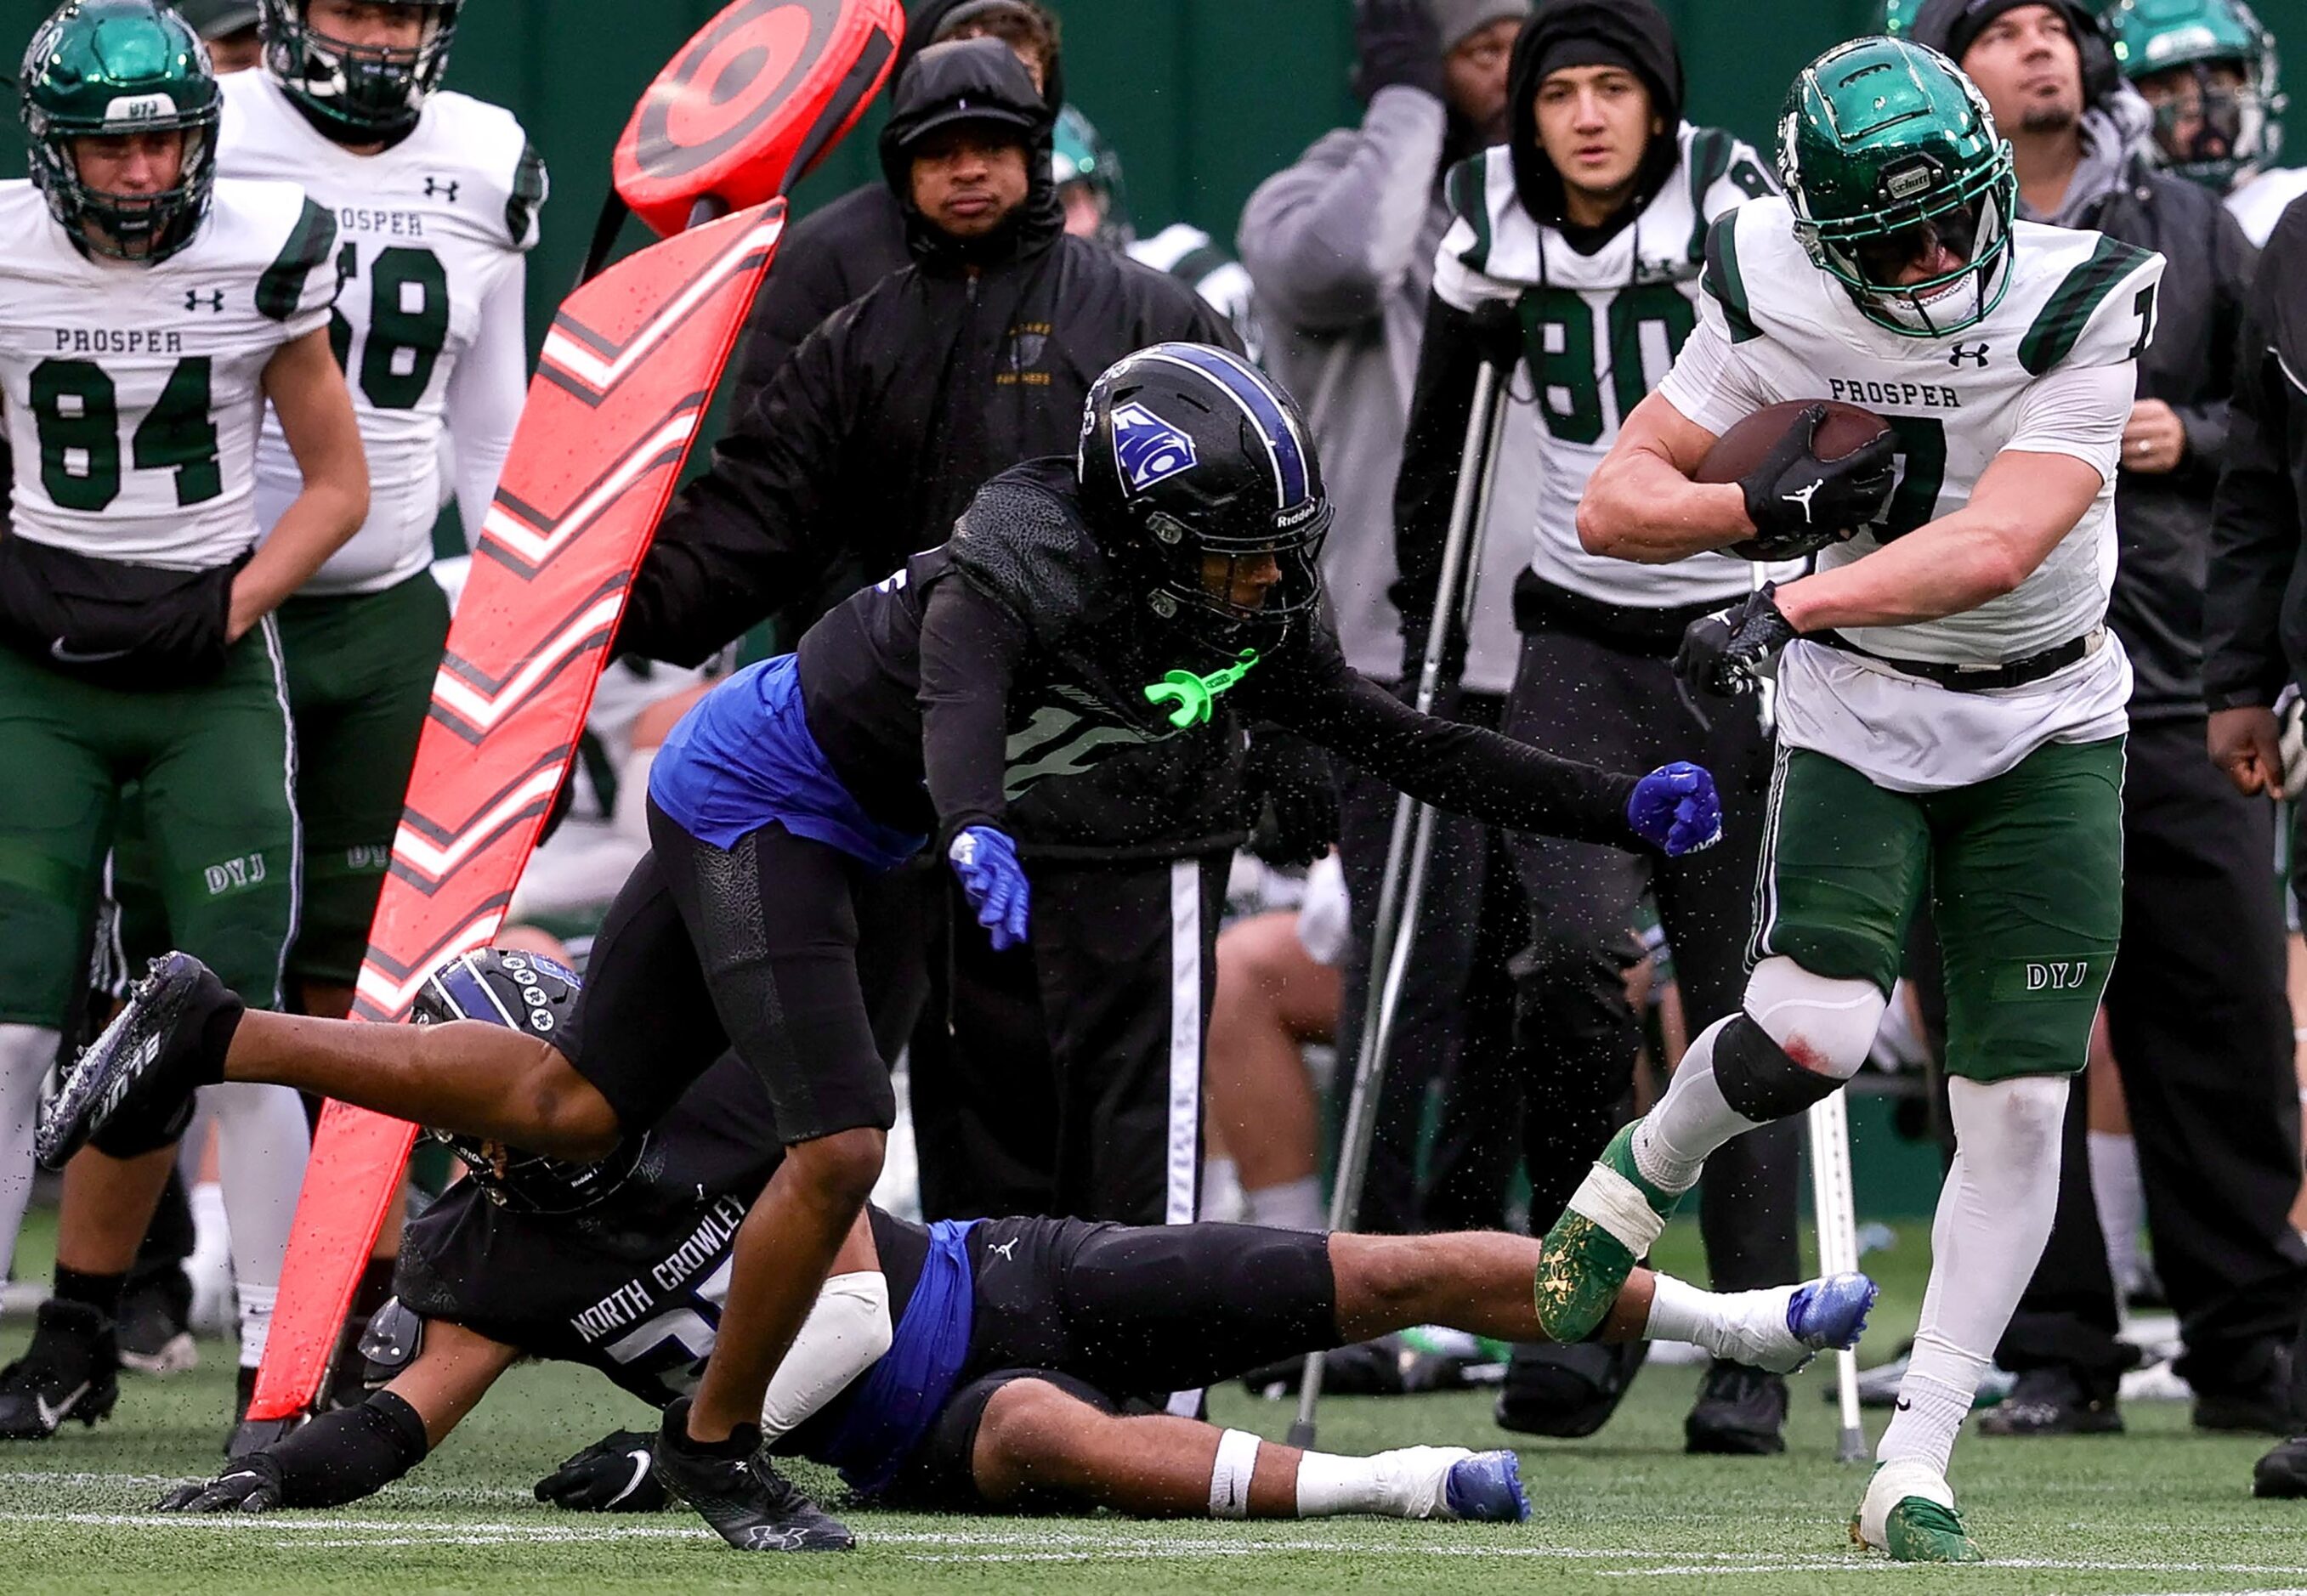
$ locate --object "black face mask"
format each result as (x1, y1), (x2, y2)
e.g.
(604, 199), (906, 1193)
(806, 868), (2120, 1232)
(1852, 198), (1983, 288)
(2151, 70), (2246, 167)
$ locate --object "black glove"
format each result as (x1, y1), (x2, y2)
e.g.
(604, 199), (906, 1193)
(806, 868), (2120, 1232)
(534, 1428), (670, 1513)
(1243, 732), (1340, 868)
(157, 1454), (285, 1514)
(1733, 405), (1897, 559)
(1675, 584), (1799, 699)
(1352, 0), (1444, 103)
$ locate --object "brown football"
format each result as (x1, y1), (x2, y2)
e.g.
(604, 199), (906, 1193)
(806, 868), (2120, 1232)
(1695, 399), (1892, 485)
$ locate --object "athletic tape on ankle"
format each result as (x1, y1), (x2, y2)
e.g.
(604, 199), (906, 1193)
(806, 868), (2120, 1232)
(1568, 1163), (1667, 1256)
(1210, 1429), (1260, 1520)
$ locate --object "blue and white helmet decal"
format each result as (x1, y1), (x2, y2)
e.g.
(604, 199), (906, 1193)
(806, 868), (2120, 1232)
(1110, 401), (1199, 496)
(1138, 343), (1316, 518)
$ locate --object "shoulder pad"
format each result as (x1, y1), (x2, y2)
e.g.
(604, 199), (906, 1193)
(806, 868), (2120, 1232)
(359, 1297), (427, 1387)
(946, 468), (1109, 638)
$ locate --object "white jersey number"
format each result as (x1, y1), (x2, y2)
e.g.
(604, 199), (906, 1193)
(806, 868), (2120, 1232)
(31, 356), (222, 512)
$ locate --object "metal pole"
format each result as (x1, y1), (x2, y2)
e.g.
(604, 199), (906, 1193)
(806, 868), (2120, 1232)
(1289, 314), (1518, 1448)
(1807, 1092), (1868, 1462)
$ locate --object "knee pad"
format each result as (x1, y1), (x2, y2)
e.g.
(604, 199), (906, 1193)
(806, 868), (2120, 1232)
(1743, 957), (1885, 1081)
(1713, 1014), (1846, 1123)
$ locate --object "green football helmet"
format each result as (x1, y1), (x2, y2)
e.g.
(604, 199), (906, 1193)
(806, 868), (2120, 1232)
(1780, 37), (2018, 338)
(19, 0), (222, 263)
(2109, 0), (2284, 188)
(1052, 104), (1133, 246)
(258, 0), (458, 141)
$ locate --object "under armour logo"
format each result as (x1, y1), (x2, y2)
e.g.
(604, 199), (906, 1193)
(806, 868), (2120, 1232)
(184, 289), (224, 314)
(1782, 482), (1822, 524)
(1947, 342), (1990, 368)
(423, 177), (460, 201)
(988, 1238), (1019, 1263)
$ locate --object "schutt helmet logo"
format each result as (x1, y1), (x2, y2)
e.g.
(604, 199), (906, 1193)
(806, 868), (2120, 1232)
(1110, 403), (1197, 496)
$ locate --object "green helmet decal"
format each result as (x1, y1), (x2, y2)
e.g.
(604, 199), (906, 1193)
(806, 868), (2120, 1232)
(258, 0), (459, 141)
(1779, 37), (2019, 339)
(1052, 103), (1133, 247)
(19, 0), (223, 263)
(2108, 0), (2284, 188)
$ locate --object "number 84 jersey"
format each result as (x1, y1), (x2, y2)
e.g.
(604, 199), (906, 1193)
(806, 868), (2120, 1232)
(220, 71), (545, 595)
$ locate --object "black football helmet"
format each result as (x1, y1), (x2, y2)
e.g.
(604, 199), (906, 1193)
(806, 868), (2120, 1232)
(407, 948), (643, 1216)
(1077, 342), (1332, 635)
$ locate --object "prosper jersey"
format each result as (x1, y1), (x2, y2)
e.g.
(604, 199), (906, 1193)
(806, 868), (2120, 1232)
(1659, 197), (2162, 790)
(0, 178), (336, 569)
(221, 72), (545, 594)
(1435, 125), (1798, 607)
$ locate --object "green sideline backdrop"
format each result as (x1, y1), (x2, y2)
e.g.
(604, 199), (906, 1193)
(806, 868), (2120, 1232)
(3, 0), (2298, 341)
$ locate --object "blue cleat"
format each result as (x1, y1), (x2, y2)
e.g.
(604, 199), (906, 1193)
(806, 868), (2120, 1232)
(1788, 1271), (1879, 1359)
(1443, 1449), (1530, 1524)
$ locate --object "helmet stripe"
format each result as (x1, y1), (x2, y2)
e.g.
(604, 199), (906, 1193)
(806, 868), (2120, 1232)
(434, 954), (518, 1027)
(1143, 344), (1312, 509)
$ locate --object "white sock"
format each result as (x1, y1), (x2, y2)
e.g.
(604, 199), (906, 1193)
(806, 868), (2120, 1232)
(236, 1281), (278, 1369)
(1878, 1075), (2070, 1476)
(207, 1082), (311, 1362)
(1632, 1017), (1762, 1193)
(1644, 1271), (1810, 1373)
(0, 1026), (55, 1282)
(1199, 1156), (1244, 1222)
(185, 1179), (235, 1337)
(1244, 1174), (1325, 1232)
(2087, 1130), (2145, 1296)
(1294, 1445), (1468, 1520)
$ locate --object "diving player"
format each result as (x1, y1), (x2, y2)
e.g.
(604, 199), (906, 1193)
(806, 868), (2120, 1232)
(1527, 37), (2161, 1560)
(150, 950), (1877, 1526)
(44, 345), (1724, 1552)
(0, 0), (363, 1436)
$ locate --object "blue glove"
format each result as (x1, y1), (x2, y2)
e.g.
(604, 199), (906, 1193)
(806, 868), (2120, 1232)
(1627, 762), (1723, 857)
(948, 826), (1031, 950)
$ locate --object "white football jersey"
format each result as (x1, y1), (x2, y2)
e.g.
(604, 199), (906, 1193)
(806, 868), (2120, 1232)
(1434, 124), (1800, 608)
(1658, 197), (2162, 790)
(221, 71), (543, 594)
(2227, 165), (2307, 248)
(0, 177), (337, 569)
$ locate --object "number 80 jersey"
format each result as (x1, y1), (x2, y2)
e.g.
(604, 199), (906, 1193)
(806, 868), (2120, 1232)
(220, 71), (544, 595)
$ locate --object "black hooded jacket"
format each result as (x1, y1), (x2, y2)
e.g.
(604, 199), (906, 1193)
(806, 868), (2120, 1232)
(1504, 0), (1684, 242)
(727, 0), (1067, 404)
(618, 39), (1245, 856)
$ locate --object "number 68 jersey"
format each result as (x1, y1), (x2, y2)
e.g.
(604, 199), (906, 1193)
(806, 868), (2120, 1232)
(0, 178), (337, 569)
(220, 71), (545, 596)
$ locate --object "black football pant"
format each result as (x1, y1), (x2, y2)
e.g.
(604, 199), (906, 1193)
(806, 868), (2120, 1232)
(1999, 717), (2307, 1394)
(910, 852), (1228, 1227)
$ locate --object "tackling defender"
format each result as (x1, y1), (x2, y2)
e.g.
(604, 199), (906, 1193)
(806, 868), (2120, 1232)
(151, 950), (1875, 1526)
(0, 0), (362, 1432)
(1530, 37), (2161, 1559)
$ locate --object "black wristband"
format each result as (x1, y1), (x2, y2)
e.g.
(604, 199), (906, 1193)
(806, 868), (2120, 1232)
(268, 1390), (432, 1508)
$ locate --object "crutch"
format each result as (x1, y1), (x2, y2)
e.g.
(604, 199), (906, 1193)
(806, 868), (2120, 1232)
(1289, 302), (1522, 1448)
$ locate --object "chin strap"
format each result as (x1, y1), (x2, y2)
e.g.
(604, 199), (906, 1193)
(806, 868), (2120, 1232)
(1145, 648), (1260, 727)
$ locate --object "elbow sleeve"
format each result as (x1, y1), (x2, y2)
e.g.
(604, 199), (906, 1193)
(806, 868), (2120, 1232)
(758, 1271), (893, 1441)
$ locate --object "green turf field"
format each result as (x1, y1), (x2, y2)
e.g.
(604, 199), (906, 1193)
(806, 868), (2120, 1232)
(3, 1213), (2304, 1595)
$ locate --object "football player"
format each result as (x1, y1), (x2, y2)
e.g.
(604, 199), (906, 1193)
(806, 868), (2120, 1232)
(0, 0), (364, 1436)
(150, 950), (1876, 1527)
(2108, 0), (2304, 246)
(45, 344), (1724, 1552)
(1528, 37), (2161, 1560)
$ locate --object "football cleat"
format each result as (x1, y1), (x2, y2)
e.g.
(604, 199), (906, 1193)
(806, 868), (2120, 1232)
(1786, 1272), (1879, 1364)
(0, 1301), (120, 1440)
(1443, 1450), (1530, 1523)
(651, 1399), (853, 1553)
(37, 953), (239, 1171)
(1533, 1124), (1683, 1344)
(1852, 1458), (1982, 1563)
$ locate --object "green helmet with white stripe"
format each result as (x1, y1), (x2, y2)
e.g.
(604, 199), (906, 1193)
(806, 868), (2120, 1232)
(20, 0), (223, 263)
(1779, 37), (2018, 338)
(2110, 0), (2285, 188)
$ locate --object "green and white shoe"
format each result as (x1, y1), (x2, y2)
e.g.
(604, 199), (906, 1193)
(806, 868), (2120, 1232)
(1851, 1459), (1981, 1564)
(1533, 1123), (1685, 1343)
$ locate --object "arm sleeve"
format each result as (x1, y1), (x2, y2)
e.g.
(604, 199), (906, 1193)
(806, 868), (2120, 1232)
(759, 1271), (893, 1442)
(918, 576), (1030, 846)
(1392, 290), (1501, 680)
(2204, 238), (2305, 710)
(267, 1390), (432, 1508)
(442, 258), (530, 537)
(1237, 88), (1448, 333)
(1654, 306), (1777, 439)
(2004, 359), (2135, 483)
(616, 315), (852, 665)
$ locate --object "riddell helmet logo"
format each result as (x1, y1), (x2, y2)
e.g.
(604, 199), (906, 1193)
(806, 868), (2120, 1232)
(1111, 403), (1198, 496)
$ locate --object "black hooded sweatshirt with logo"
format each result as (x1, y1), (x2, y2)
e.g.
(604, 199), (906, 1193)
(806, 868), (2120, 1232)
(618, 40), (1247, 856)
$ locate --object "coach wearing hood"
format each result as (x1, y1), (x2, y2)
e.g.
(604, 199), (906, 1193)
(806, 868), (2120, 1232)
(618, 39), (1245, 1231)
(1902, 0), (2305, 1441)
(1390, 0), (1802, 1453)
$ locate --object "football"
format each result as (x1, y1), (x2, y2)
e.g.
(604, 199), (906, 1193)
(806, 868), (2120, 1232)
(1695, 399), (1892, 486)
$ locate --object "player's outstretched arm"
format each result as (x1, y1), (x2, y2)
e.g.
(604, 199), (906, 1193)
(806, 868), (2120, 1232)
(156, 1321), (516, 1512)
(230, 327), (369, 641)
(1577, 391), (1752, 562)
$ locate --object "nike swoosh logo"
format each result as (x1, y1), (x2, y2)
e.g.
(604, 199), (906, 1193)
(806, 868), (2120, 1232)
(1895, 1397), (1913, 1412)
(35, 1381), (89, 1431)
(611, 1450), (652, 1507)
(50, 639), (133, 665)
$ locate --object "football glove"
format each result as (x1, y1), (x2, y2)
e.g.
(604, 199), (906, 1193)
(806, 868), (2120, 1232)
(1676, 585), (1800, 699)
(1352, 0), (1445, 103)
(1625, 762), (1724, 857)
(948, 826), (1030, 951)
(535, 1428), (669, 1513)
(157, 1454), (285, 1514)
(1734, 405), (1896, 559)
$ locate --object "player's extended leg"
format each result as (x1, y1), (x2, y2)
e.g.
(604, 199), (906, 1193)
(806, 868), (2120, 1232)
(1532, 749), (1927, 1344)
(1205, 908), (1335, 1230)
(1856, 738), (2123, 1564)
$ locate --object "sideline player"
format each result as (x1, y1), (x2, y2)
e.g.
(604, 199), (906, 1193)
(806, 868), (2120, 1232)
(0, 0), (364, 1435)
(1528, 37), (2160, 1560)
(2109, 0), (2305, 246)
(151, 951), (1876, 1525)
(45, 345), (1725, 1551)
